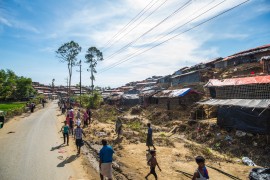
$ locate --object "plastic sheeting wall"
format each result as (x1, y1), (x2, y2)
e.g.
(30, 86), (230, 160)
(217, 107), (270, 134)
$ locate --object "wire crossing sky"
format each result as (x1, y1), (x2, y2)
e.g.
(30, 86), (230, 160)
(0, 0), (270, 87)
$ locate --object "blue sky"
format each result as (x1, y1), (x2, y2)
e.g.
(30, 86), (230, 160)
(0, 0), (270, 87)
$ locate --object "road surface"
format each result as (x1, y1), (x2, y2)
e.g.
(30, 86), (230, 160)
(0, 101), (82, 180)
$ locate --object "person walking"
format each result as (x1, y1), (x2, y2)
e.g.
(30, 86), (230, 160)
(59, 121), (69, 145)
(69, 116), (74, 135)
(74, 125), (85, 154)
(99, 139), (114, 180)
(115, 117), (122, 139)
(42, 99), (45, 108)
(146, 123), (156, 151)
(83, 110), (89, 127)
(61, 103), (65, 114)
(145, 150), (162, 180)
(86, 108), (92, 125)
(76, 109), (81, 120)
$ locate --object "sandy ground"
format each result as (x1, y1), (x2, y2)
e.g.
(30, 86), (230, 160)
(82, 111), (254, 180)
(55, 106), (99, 180)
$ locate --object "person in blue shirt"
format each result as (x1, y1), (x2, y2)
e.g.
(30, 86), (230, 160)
(99, 139), (114, 180)
(146, 123), (156, 151)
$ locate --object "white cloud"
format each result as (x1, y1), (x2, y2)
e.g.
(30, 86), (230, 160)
(0, 17), (12, 26)
(43, 0), (253, 87)
(2, 0), (263, 87)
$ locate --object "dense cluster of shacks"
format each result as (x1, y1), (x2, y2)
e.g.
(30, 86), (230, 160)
(32, 82), (90, 99)
(102, 44), (270, 134)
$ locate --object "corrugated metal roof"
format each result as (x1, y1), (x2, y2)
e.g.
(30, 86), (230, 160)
(171, 70), (199, 79)
(261, 56), (270, 60)
(197, 99), (270, 108)
(205, 75), (270, 87)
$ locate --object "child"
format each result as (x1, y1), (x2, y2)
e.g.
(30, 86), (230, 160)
(145, 150), (161, 180)
(192, 156), (209, 180)
(59, 121), (69, 145)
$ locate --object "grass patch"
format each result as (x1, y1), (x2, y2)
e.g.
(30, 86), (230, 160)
(127, 121), (142, 131)
(0, 102), (25, 112)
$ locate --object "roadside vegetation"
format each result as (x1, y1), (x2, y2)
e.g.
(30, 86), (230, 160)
(0, 69), (43, 119)
(0, 69), (36, 101)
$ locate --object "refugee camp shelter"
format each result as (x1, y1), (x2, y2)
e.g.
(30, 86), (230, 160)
(199, 75), (270, 134)
(121, 94), (140, 106)
(171, 71), (201, 86)
(106, 92), (123, 105)
(261, 56), (270, 74)
(214, 44), (270, 69)
(139, 89), (159, 107)
(153, 88), (201, 109)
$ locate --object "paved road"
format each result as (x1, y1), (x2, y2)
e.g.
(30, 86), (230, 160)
(0, 101), (78, 180)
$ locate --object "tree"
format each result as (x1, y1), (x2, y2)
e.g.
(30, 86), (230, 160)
(0, 69), (35, 101)
(85, 47), (103, 94)
(56, 41), (81, 96)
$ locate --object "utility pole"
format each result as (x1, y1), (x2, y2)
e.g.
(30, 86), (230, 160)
(65, 77), (68, 95)
(91, 61), (94, 95)
(79, 60), (82, 106)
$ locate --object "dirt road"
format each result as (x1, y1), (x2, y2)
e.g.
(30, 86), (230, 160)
(0, 101), (94, 180)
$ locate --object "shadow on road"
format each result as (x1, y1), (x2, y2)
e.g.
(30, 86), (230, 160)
(175, 170), (193, 179)
(206, 165), (241, 180)
(57, 155), (79, 167)
(51, 143), (65, 151)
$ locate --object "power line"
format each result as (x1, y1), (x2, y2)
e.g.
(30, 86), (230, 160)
(103, 0), (192, 60)
(99, 0), (249, 73)
(100, 0), (217, 71)
(103, 0), (169, 52)
(100, 0), (224, 72)
(101, 0), (157, 50)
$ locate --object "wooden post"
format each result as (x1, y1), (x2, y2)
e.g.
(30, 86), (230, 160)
(207, 106), (209, 119)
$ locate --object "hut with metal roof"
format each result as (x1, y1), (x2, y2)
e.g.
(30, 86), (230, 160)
(198, 75), (270, 134)
(214, 44), (270, 69)
(153, 88), (201, 110)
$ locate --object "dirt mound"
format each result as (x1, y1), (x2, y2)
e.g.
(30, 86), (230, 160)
(179, 120), (270, 167)
(147, 107), (188, 125)
(94, 104), (122, 123)
(130, 106), (143, 115)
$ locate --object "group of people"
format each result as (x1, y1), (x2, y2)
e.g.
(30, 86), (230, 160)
(59, 105), (92, 154)
(59, 105), (209, 180)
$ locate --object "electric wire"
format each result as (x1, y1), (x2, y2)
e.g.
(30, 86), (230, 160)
(101, 0), (157, 50)
(99, 0), (249, 73)
(103, 0), (169, 52)
(104, 0), (192, 59)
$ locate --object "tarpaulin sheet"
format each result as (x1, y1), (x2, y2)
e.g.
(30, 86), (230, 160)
(153, 88), (191, 98)
(122, 94), (139, 100)
(217, 107), (270, 134)
(197, 99), (270, 108)
(205, 75), (270, 87)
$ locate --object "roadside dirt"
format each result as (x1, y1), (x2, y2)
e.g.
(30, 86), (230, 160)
(78, 105), (259, 180)
(56, 107), (100, 180)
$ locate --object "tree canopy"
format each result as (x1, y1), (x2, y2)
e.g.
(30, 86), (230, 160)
(0, 69), (36, 101)
(56, 41), (81, 96)
(85, 47), (103, 93)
